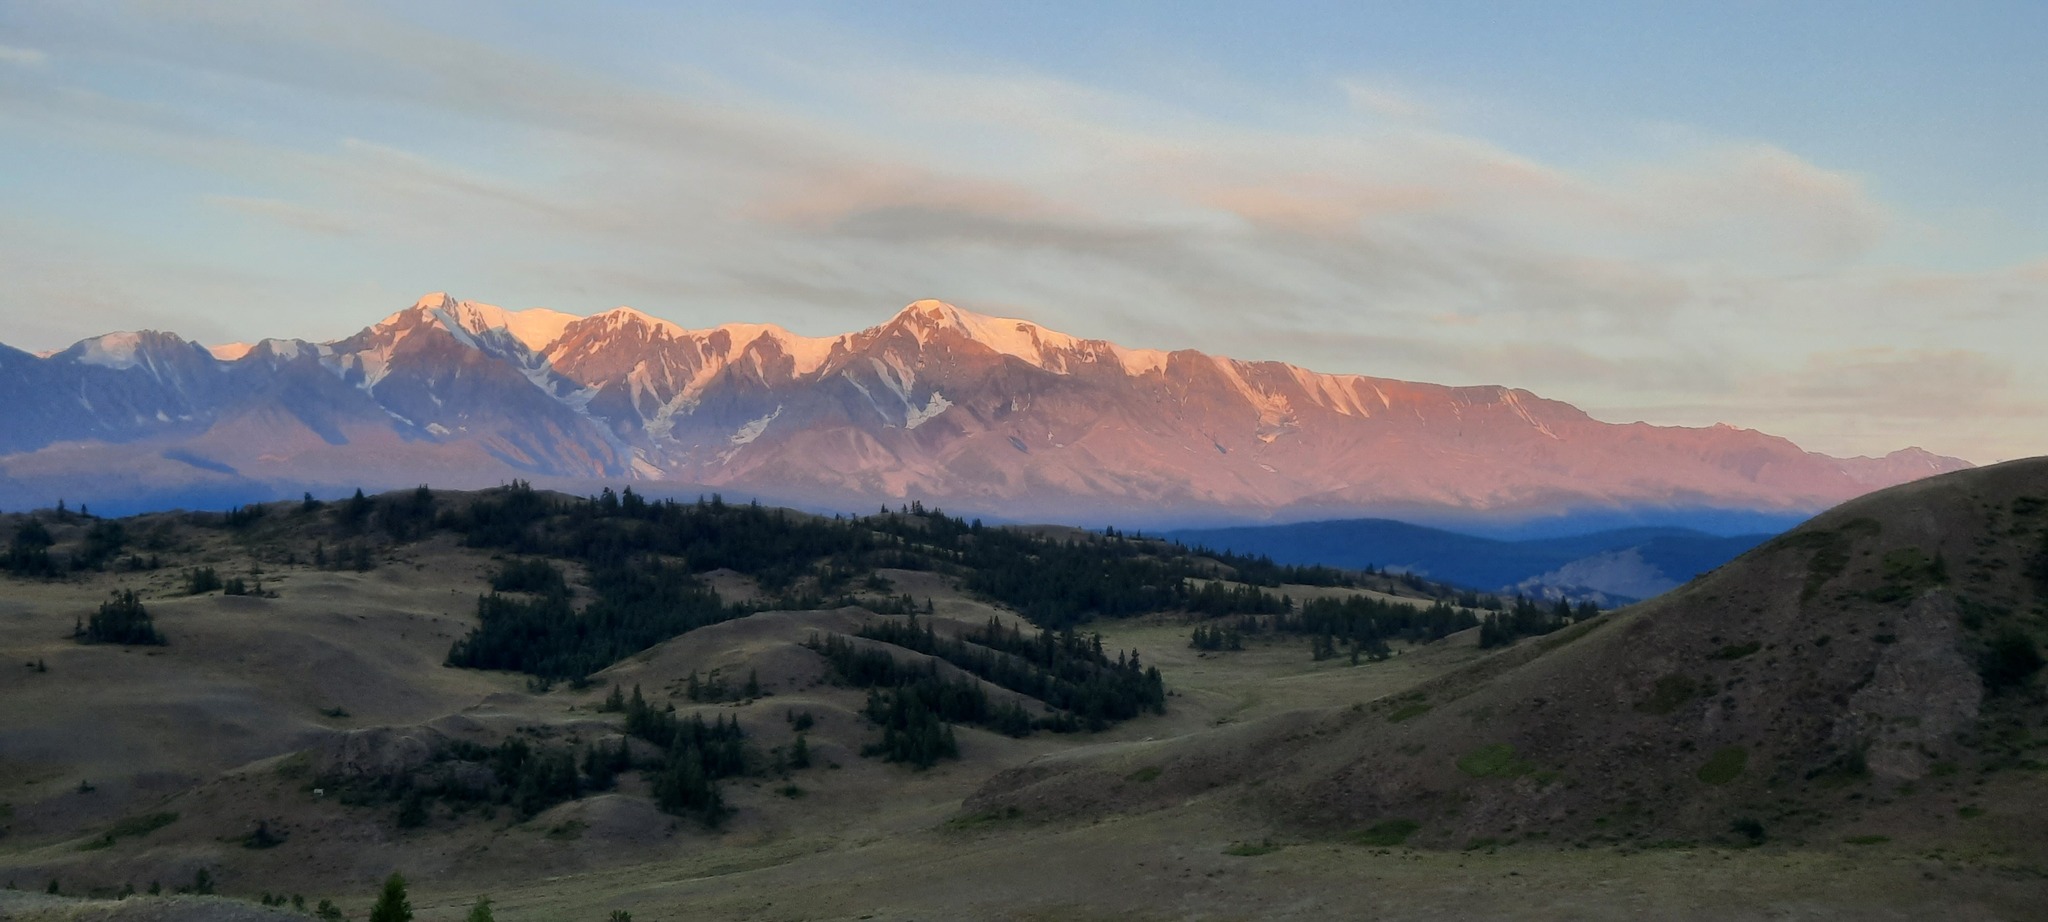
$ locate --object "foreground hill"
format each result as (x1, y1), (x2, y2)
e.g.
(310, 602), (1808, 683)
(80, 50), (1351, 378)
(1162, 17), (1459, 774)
(0, 293), (1968, 521)
(0, 466), (2041, 920)
(969, 457), (2048, 860)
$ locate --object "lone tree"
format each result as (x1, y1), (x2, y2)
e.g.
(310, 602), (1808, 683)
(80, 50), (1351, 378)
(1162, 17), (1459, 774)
(5, 517), (57, 576)
(80, 590), (165, 646)
(368, 872), (412, 922)
(464, 896), (495, 922)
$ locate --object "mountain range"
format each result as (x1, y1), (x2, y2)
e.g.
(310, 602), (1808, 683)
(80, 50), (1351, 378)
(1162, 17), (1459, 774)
(0, 293), (1970, 521)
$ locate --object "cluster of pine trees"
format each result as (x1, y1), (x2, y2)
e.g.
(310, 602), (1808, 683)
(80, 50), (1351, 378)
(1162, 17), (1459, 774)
(1189, 623), (1245, 651)
(446, 560), (743, 678)
(333, 682), (768, 829)
(326, 735), (595, 830)
(1477, 596), (1595, 648)
(1184, 580), (1291, 617)
(1277, 595), (1481, 653)
(432, 482), (1346, 684)
(860, 686), (962, 768)
(1185, 593), (1488, 661)
(865, 615), (1166, 727)
(806, 632), (1036, 752)
(805, 613), (1168, 767)
(618, 685), (749, 824)
(3, 516), (138, 577)
(76, 590), (165, 646)
(488, 557), (569, 595)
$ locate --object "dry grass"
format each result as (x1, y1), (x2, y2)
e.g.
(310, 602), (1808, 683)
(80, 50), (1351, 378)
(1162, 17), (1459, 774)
(3, 468), (2047, 920)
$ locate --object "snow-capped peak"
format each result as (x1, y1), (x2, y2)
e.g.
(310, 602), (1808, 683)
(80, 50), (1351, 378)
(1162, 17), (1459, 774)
(208, 342), (255, 361)
(883, 299), (1169, 377)
(590, 306), (689, 340)
(370, 294), (580, 352)
(74, 331), (148, 369)
(705, 323), (841, 376)
(411, 292), (458, 312)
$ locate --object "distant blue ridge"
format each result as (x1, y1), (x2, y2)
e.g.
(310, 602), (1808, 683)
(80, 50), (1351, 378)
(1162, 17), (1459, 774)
(1164, 517), (1781, 600)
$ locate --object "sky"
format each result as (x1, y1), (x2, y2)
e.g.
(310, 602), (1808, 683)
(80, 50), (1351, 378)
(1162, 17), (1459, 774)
(1, 1), (2044, 463)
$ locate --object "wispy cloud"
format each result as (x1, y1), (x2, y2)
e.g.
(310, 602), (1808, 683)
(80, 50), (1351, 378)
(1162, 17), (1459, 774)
(1341, 81), (1431, 121)
(0, 44), (48, 67)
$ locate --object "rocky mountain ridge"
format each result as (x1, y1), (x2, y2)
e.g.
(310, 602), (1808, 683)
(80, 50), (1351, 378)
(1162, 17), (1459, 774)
(0, 293), (1971, 521)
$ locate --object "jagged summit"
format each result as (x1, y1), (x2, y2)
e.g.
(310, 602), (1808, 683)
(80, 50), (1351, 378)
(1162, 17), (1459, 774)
(367, 293), (580, 353)
(876, 298), (1172, 376)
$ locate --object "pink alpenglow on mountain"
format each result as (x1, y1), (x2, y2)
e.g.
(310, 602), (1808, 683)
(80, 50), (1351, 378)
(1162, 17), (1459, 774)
(0, 294), (1971, 521)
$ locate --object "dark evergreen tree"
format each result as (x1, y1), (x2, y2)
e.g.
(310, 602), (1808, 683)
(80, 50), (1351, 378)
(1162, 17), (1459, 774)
(368, 872), (412, 922)
(4, 518), (57, 577)
(81, 590), (165, 645)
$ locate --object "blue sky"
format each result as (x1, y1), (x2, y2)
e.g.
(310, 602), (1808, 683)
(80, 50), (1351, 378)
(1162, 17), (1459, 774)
(1, 1), (2043, 462)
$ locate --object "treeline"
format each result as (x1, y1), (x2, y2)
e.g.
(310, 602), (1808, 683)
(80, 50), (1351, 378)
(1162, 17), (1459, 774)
(1187, 595), (1482, 661)
(1278, 596), (1480, 655)
(807, 633), (1037, 759)
(856, 615), (1165, 728)
(327, 735), (598, 830)
(327, 687), (757, 829)
(446, 560), (744, 679)
(806, 614), (1166, 767)
(1185, 580), (1290, 617)
(619, 686), (748, 824)
(4, 516), (144, 577)
(1478, 596), (1596, 648)
(433, 482), (1362, 682)
(1189, 623), (1245, 651)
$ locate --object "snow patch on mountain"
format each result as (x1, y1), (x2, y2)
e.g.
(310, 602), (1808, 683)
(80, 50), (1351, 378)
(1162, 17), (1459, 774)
(1499, 389), (1560, 440)
(208, 342), (254, 361)
(593, 306), (688, 339)
(629, 452), (664, 478)
(74, 332), (146, 370)
(498, 308), (581, 351)
(730, 407), (782, 445)
(1116, 347), (1171, 377)
(714, 323), (841, 376)
(867, 356), (916, 404)
(893, 299), (1177, 380)
(904, 392), (952, 430)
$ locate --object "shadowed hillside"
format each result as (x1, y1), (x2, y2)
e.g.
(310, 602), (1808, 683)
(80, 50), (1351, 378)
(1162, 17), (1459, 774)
(969, 458), (2048, 856)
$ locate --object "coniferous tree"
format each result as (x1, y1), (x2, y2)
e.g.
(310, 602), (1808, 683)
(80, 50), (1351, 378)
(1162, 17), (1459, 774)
(82, 590), (165, 646)
(466, 896), (496, 922)
(368, 872), (413, 922)
(5, 518), (57, 577)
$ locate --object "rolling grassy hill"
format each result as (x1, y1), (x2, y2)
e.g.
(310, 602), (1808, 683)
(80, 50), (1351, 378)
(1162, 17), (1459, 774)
(0, 462), (2043, 920)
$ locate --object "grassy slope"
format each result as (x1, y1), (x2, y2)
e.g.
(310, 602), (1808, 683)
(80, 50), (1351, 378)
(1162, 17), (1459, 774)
(970, 460), (2048, 866)
(1, 465), (2044, 920)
